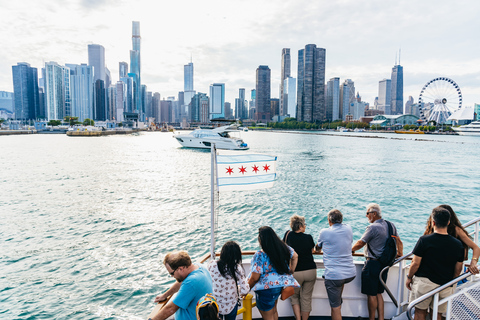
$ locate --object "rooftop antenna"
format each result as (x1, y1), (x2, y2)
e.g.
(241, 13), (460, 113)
(399, 48), (401, 65)
(190, 53), (193, 63)
(395, 51), (397, 66)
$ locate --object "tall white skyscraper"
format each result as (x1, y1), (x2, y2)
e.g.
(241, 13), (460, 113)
(66, 63), (94, 121)
(378, 79), (392, 114)
(284, 77), (296, 118)
(45, 61), (70, 120)
(183, 62), (195, 118)
(280, 48), (291, 116)
(87, 44), (106, 82)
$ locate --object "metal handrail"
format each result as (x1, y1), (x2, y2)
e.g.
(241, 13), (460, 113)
(379, 217), (480, 308)
(406, 272), (472, 320)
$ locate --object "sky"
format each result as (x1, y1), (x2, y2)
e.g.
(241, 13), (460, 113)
(1, 0), (480, 109)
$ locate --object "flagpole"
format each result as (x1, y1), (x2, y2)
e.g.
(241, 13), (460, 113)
(210, 143), (216, 261)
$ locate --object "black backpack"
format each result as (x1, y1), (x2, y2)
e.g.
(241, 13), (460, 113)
(368, 220), (397, 266)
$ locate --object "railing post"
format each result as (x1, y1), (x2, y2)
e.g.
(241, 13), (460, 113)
(239, 293), (254, 320)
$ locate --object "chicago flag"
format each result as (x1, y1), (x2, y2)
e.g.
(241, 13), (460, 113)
(216, 152), (277, 191)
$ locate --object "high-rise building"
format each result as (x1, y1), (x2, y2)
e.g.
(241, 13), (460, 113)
(183, 62), (196, 119)
(404, 96), (414, 114)
(339, 79), (355, 121)
(152, 92), (161, 122)
(224, 102), (232, 120)
(12, 62), (40, 120)
(66, 63), (94, 122)
(0, 91), (14, 113)
(94, 80), (106, 120)
(391, 64), (403, 115)
(88, 44), (106, 83)
(270, 98), (279, 118)
(235, 88), (247, 119)
(283, 77), (296, 118)
(378, 79), (392, 114)
(160, 100), (172, 123)
(280, 48), (291, 116)
(106, 86), (116, 120)
(190, 92), (208, 123)
(326, 77), (340, 121)
(44, 62), (70, 120)
(120, 76), (134, 113)
(296, 44), (326, 122)
(255, 65), (271, 122)
(115, 81), (125, 122)
(209, 83), (225, 119)
(130, 21), (142, 119)
(119, 62), (128, 79)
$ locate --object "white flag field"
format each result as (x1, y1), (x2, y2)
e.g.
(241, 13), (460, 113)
(216, 152), (277, 192)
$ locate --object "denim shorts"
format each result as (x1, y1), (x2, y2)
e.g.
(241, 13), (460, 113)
(255, 287), (283, 311)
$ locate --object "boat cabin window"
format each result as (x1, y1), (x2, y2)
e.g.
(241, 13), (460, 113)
(218, 132), (230, 138)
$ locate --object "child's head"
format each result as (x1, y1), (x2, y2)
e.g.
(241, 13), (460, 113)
(196, 294), (220, 320)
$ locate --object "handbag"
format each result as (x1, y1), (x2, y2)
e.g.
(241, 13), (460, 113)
(280, 286), (295, 300)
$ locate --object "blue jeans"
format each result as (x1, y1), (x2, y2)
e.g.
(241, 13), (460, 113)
(220, 304), (238, 320)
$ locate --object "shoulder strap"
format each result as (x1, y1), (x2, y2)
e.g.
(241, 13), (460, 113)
(367, 220), (394, 259)
(285, 230), (291, 243)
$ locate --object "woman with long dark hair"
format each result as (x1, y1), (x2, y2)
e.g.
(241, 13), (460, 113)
(248, 226), (299, 320)
(424, 204), (479, 274)
(208, 241), (249, 320)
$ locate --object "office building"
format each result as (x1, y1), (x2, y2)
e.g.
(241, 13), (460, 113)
(119, 62), (128, 78)
(283, 77), (296, 118)
(130, 21), (142, 119)
(339, 79), (355, 121)
(224, 102), (232, 120)
(115, 81), (125, 122)
(184, 62), (196, 119)
(296, 44), (326, 122)
(44, 61), (70, 120)
(88, 44), (106, 83)
(255, 65), (271, 122)
(404, 96), (414, 115)
(94, 80), (106, 120)
(378, 79), (392, 114)
(0, 91), (14, 113)
(209, 83), (225, 119)
(235, 88), (247, 119)
(12, 63), (40, 120)
(326, 77), (340, 121)
(66, 63), (94, 121)
(152, 92), (161, 122)
(280, 48), (291, 116)
(270, 98), (279, 118)
(391, 64), (403, 115)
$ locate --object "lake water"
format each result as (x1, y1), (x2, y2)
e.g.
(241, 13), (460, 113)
(1, 130), (479, 319)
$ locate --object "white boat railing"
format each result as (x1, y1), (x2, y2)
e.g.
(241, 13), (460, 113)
(380, 217), (480, 318)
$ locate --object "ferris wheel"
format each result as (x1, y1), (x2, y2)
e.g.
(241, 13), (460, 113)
(418, 77), (462, 124)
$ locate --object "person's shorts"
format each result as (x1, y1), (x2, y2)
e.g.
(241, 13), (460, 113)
(409, 276), (455, 314)
(255, 287), (283, 311)
(361, 259), (388, 296)
(324, 276), (355, 308)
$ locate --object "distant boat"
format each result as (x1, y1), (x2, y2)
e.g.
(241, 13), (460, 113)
(452, 121), (480, 135)
(174, 125), (249, 150)
(395, 129), (425, 134)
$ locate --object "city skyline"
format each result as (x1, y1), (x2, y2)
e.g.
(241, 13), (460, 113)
(0, 0), (479, 108)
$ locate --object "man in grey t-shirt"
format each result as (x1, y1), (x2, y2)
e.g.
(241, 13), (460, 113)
(352, 203), (403, 320)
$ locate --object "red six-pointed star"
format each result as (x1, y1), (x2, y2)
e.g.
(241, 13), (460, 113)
(263, 164), (270, 172)
(239, 166), (247, 174)
(252, 165), (259, 173)
(226, 166), (234, 175)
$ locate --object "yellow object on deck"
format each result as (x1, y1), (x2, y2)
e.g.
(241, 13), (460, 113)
(237, 293), (256, 320)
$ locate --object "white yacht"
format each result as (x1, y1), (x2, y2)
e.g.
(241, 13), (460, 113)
(174, 125), (249, 150)
(452, 121), (480, 135)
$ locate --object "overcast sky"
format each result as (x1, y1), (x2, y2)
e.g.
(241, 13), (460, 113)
(1, 0), (479, 108)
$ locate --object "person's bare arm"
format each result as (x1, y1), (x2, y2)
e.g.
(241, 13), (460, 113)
(150, 301), (179, 320)
(456, 226), (480, 274)
(406, 255), (422, 290)
(154, 281), (181, 303)
(248, 272), (260, 289)
(290, 251), (298, 273)
(352, 239), (366, 253)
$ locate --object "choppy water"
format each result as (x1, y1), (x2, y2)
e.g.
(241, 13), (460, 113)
(1, 131), (479, 319)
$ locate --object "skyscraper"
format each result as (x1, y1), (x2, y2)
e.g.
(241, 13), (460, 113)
(209, 83), (225, 119)
(12, 62), (40, 120)
(130, 21), (142, 119)
(44, 61), (70, 121)
(255, 65), (271, 122)
(283, 77), (296, 118)
(326, 77), (340, 121)
(119, 62), (128, 78)
(391, 64), (403, 115)
(183, 62), (196, 119)
(88, 44), (106, 83)
(235, 88), (246, 119)
(280, 48), (291, 116)
(404, 96), (414, 114)
(378, 79), (392, 114)
(66, 63), (94, 121)
(339, 79), (355, 120)
(296, 44), (326, 122)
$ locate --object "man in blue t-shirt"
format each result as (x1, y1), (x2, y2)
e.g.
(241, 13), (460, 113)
(406, 207), (464, 320)
(150, 251), (213, 320)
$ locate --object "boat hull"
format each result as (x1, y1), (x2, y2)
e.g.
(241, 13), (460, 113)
(175, 136), (248, 150)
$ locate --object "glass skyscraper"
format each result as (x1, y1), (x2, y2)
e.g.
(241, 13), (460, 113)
(255, 65), (271, 122)
(296, 44), (326, 122)
(339, 79), (355, 121)
(66, 63), (94, 121)
(280, 48), (291, 116)
(378, 79), (392, 114)
(45, 61), (69, 121)
(391, 64), (404, 115)
(130, 21), (142, 119)
(183, 62), (195, 119)
(283, 77), (296, 118)
(209, 83), (225, 120)
(12, 62), (40, 120)
(326, 77), (340, 121)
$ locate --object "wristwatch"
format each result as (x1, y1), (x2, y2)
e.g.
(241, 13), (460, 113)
(407, 274), (413, 280)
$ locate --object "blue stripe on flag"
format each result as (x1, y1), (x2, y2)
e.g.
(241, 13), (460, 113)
(217, 154), (277, 165)
(217, 173), (276, 187)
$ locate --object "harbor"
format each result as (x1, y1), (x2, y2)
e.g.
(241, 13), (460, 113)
(1, 131), (480, 319)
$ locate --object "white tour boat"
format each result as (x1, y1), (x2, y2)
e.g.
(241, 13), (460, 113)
(174, 125), (249, 150)
(452, 121), (480, 135)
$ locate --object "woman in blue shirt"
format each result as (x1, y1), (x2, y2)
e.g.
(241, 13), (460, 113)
(248, 226), (299, 320)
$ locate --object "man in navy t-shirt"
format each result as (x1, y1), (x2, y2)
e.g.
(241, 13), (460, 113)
(406, 207), (464, 320)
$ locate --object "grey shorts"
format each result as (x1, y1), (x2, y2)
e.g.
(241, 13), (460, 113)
(324, 276), (355, 308)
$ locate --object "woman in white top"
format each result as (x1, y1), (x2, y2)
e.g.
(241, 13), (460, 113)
(208, 241), (249, 320)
